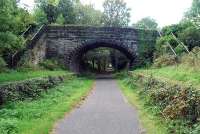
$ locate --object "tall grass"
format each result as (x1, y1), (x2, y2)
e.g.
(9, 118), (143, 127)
(135, 65), (200, 87)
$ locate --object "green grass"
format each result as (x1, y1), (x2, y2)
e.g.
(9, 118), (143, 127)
(135, 65), (200, 87)
(0, 77), (94, 134)
(0, 70), (67, 84)
(118, 80), (168, 134)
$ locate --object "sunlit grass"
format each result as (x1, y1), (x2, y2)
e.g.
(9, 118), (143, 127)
(135, 65), (200, 87)
(0, 70), (67, 84)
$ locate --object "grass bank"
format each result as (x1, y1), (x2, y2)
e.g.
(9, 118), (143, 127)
(118, 70), (200, 133)
(0, 76), (94, 134)
(0, 70), (67, 84)
(135, 65), (200, 87)
(118, 79), (168, 134)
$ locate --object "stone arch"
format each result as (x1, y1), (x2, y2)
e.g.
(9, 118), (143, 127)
(66, 41), (137, 73)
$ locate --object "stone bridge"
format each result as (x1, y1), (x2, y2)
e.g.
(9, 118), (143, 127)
(19, 25), (158, 73)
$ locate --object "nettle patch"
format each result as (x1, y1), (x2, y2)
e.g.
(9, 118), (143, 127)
(125, 72), (200, 133)
(0, 75), (69, 105)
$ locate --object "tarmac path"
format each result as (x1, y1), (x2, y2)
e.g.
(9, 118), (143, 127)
(53, 78), (142, 134)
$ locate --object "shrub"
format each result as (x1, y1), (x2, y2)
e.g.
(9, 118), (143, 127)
(174, 44), (187, 55)
(181, 47), (200, 68)
(0, 119), (18, 134)
(153, 54), (178, 68)
(192, 124), (200, 134)
(0, 75), (66, 105)
(39, 59), (65, 71)
(124, 72), (200, 133)
(0, 57), (7, 72)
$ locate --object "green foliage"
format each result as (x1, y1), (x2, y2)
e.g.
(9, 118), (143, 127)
(0, 75), (66, 105)
(185, 0), (200, 19)
(33, 8), (48, 25)
(0, 70), (66, 84)
(134, 17), (158, 30)
(35, 0), (103, 26)
(0, 119), (18, 134)
(157, 20), (199, 57)
(181, 47), (200, 68)
(153, 54), (177, 68)
(119, 79), (168, 134)
(0, 32), (25, 54)
(136, 30), (158, 67)
(192, 123), (200, 134)
(83, 48), (113, 72)
(56, 14), (65, 25)
(39, 59), (65, 71)
(0, 57), (7, 72)
(156, 35), (178, 54)
(0, 76), (93, 134)
(35, 0), (59, 24)
(102, 0), (131, 27)
(122, 72), (200, 133)
(179, 26), (200, 50)
(185, 0), (200, 27)
(57, 0), (76, 24)
(174, 45), (186, 55)
(0, 0), (33, 66)
(75, 3), (103, 26)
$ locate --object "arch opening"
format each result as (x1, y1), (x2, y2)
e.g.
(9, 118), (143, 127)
(68, 42), (136, 73)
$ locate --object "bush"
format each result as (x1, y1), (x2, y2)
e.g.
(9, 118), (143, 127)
(124, 73), (200, 133)
(39, 59), (65, 71)
(0, 57), (7, 72)
(181, 47), (200, 68)
(153, 54), (178, 68)
(0, 75), (66, 105)
(0, 119), (18, 134)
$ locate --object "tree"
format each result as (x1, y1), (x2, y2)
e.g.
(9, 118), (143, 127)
(134, 17), (158, 30)
(179, 26), (200, 50)
(0, 0), (32, 66)
(56, 14), (65, 24)
(185, 0), (200, 18)
(58, 0), (77, 24)
(33, 8), (48, 25)
(102, 0), (131, 27)
(83, 48), (111, 72)
(35, 0), (59, 24)
(75, 3), (103, 26)
(185, 0), (200, 27)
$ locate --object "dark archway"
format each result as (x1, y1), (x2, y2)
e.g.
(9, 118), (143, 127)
(67, 41), (137, 73)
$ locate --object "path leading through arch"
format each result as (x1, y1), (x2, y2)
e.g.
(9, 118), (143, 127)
(52, 77), (142, 134)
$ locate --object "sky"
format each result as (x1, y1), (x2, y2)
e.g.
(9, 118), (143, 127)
(19, 0), (193, 27)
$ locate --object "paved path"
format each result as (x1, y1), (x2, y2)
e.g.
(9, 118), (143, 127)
(53, 78), (141, 134)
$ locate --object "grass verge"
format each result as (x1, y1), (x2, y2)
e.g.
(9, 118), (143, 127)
(0, 76), (94, 134)
(135, 65), (200, 87)
(0, 70), (67, 84)
(118, 79), (168, 134)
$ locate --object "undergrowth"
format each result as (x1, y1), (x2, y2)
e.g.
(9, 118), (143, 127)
(119, 73), (200, 134)
(0, 76), (93, 134)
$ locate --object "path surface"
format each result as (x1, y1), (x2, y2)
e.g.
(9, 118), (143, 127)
(53, 78), (141, 134)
